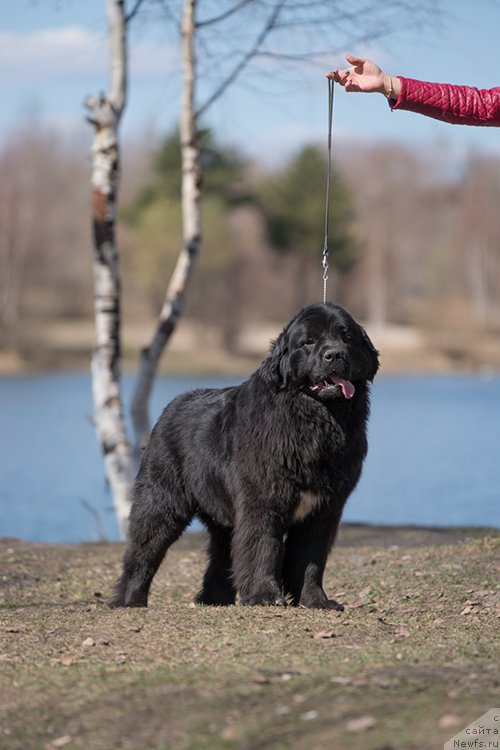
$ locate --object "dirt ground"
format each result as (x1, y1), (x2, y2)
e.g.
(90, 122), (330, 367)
(1, 525), (499, 750)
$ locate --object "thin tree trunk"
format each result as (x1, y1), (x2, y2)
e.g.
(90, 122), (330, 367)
(84, 0), (134, 537)
(131, 0), (202, 451)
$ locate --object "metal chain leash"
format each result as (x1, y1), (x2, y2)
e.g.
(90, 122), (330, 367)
(322, 77), (334, 304)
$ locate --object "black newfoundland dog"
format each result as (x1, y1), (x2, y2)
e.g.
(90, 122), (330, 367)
(110, 303), (379, 610)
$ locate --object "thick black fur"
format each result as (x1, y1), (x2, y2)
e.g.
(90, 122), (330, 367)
(110, 303), (379, 610)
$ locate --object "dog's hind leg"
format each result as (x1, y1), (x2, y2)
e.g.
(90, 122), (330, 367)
(109, 482), (194, 608)
(195, 521), (236, 606)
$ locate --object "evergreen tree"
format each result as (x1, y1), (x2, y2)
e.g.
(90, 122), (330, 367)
(260, 145), (358, 308)
(123, 129), (247, 309)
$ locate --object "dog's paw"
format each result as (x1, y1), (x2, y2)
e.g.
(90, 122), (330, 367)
(240, 591), (287, 607)
(299, 589), (344, 611)
(323, 598), (345, 611)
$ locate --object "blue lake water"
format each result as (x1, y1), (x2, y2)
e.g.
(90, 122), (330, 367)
(0, 372), (499, 543)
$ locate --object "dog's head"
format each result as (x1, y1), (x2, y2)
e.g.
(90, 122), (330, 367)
(262, 303), (379, 400)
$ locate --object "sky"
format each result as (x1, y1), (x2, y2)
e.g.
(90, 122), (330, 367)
(2, 0), (500, 166)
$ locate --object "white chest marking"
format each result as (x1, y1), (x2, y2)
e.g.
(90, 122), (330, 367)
(293, 491), (323, 522)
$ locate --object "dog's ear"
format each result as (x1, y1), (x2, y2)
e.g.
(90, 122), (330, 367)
(360, 326), (380, 382)
(260, 329), (290, 388)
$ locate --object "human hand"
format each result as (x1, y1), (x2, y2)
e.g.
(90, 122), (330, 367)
(326, 53), (394, 96)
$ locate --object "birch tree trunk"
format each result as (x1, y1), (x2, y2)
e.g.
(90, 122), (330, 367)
(84, 0), (134, 537)
(130, 0), (202, 451)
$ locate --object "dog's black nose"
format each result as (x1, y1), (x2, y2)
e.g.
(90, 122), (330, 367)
(323, 349), (336, 363)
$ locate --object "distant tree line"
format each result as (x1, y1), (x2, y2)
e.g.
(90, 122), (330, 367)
(1, 122), (499, 356)
(120, 129), (357, 346)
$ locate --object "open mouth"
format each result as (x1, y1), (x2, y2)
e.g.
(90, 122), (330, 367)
(309, 373), (355, 399)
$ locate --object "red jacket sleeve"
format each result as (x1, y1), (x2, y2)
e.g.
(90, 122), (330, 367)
(391, 76), (500, 126)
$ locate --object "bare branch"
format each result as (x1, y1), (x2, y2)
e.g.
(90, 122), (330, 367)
(196, 0), (253, 28)
(108, 0), (127, 113)
(125, 0), (146, 23)
(154, 0), (182, 35)
(196, 0), (286, 118)
(79, 498), (107, 542)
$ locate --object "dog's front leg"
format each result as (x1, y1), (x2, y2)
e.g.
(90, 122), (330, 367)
(232, 507), (286, 606)
(283, 508), (344, 610)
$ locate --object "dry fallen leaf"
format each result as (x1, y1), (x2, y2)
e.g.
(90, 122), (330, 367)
(300, 710), (319, 721)
(275, 706), (291, 716)
(330, 676), (352, 686)
(439, 714), (462, 729)
(346, 715), (377, 732)
(313, 630), (336, 639)
(358, 585), (372, 599)
(251, 671), (270, 684)
(220, 725), (237, 740)
(45, 735), (72, 749)
(395, 627), (411, 638)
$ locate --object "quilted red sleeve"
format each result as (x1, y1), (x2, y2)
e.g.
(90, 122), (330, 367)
(391, 76), (500, 126)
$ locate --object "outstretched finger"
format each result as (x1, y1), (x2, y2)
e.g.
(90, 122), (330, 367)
(345, 52), (366, 67)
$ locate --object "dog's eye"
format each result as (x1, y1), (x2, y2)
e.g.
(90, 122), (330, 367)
(341, 330), (352, 343)
(303, 339), (315, 347)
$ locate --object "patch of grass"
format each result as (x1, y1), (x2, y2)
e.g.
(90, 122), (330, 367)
(1, 527), (499, 749)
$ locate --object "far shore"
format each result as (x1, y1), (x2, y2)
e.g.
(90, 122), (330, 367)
(2, 317), (500, 377)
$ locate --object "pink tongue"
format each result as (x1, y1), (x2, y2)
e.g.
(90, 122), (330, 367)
(331, 374), (355, 399)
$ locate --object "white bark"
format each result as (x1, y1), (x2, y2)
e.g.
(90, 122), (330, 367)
(85, 0), (134, 537)
(131, 0), (202, 450)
